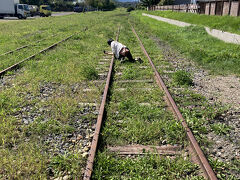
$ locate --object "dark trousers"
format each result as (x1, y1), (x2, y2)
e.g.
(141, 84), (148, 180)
(119, 48), (135, 62)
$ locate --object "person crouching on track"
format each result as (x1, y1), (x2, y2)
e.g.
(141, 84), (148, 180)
(104, 38), (142, 63)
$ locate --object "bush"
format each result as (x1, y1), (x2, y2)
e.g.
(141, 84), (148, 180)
(80, 63), (98, 80)
(127, 7), (135, 12)
(172, 70), (193, 86)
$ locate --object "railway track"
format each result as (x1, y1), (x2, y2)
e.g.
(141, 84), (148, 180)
(84, 27), (120, 179)
(0, 34), (73, 77)
(82, 25), (217, 179)
(0, 35), (55, 57)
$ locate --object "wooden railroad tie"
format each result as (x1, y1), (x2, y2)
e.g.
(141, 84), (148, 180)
(107, 145), (182, 156)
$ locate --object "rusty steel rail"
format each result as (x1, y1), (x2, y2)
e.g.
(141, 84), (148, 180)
(130, 23), (217, 180)
(0, 34), (73, 77)
(83, 27), (120, 180)
(0, 35), (55, 57)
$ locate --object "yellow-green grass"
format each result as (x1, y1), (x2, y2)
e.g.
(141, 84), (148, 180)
(92, 13), (203, 179)
(131, 11), (240, 76)
(129, 11), (239, 179)
(146, 10), (240, 35)
(0, 10), (127, 179)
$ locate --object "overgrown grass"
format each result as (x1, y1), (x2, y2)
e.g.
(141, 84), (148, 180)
(49, 153), (85, 178)
(80, 63), (98, 80)
(131, 11), (240, 76)
(210, 123), (232, 135)
(129, 13), (239, 179)
(0, 34), (68, 71)
(93, 16), (202, 179)
(93, 152), (202, 179)
(146, 10), (240, 35)
(172, 70), (193, 86)
(0, 10), (132, 178)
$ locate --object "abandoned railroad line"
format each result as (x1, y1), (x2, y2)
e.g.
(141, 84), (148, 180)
(0, 34), (73, 77)
(86, 24), (218, 179)
(0, 10), (239, 179)
(0, 34), (55, 57)
(130, 24), (216, 180)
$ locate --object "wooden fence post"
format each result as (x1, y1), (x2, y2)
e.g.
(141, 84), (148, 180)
(214, 2), (217, 16)
(221, 0), (224, 15)
(238, 0), (240, 16)
(209, 1), (211, 15)
(228, 0), (232, 15)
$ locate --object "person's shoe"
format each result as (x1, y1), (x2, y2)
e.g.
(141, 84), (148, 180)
(137, 58), (143, 63)
(120, 59), (125, 63)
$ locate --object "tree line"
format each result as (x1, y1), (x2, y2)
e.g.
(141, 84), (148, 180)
(20, 0), (116, 11)
(140, 0), (175, 7)
(20, 0), (174, 11)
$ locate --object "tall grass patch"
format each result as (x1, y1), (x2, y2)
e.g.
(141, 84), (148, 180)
(146, 10), (240, 35)
(131, 11), (240, 76)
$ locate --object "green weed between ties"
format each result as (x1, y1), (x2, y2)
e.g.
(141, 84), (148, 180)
(93, 152), (203, 180)
(172, 70), (193, 86)
(210, 123), (232, 136)
(49, 153), (85, 178)
(80, 63), (98, 80)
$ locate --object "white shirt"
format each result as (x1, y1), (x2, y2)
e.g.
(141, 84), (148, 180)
(111, 41), (126, 58)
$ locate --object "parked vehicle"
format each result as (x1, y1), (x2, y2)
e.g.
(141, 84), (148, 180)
(39, 5), (51, 17)
(73, 6), (84, 13)
(0, 0), (30, 19)
(28, 5), (39, 17)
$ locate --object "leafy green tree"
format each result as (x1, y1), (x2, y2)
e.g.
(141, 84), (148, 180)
(158, 0), (174, 5)
(140, 0), (160, 7)
(20, 0), (53, 5)
(21, 0), (115, 11)
(85, 0), (115, 10)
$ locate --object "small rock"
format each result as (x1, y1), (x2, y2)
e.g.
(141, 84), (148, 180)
(83, 147), (89, 152)
(63, 175), (70, 180)
(82, 152), (88, 157)
(77, 135), (83, 140)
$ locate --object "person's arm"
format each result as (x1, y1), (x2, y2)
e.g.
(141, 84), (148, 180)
(103, 50), (113, 55)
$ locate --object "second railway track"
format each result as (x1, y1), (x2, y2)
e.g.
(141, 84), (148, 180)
(0, 34), (73, 77)
(83, 25), (217, 179)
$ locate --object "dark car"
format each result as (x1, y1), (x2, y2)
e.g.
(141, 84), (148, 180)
(73, 6), (84, 12)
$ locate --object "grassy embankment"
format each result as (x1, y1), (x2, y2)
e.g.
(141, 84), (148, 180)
(146, 10), (240, 35)
(0, 11), (122, 179)
(130, 11), (240, 179)
(134, 11), (240, 76)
